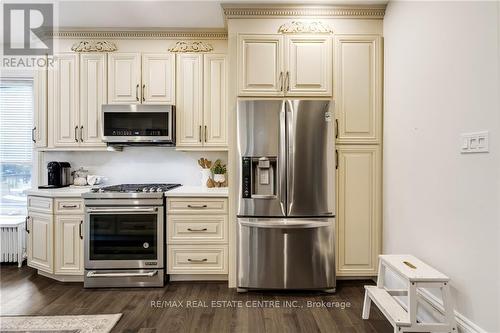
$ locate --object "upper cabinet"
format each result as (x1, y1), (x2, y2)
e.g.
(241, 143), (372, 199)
(33, 60), (48, 148)
(335, 35), (382, 144)
(238, 34), (332, 97)
(48, 52), (106, 148)
(108, 53), (175, 104)
(107, 53), (141, 104)
(238, 35), (283, 96)
(176, 53), (228, 150)
(142, 54), (176, 104)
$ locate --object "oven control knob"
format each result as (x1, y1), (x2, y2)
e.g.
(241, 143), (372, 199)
(149, 188), (156, 192)
(143, 242), (149, 249)
(98, 188), (104, 193)
(142, 188), (148, 192)
(156, 188), (163, 192)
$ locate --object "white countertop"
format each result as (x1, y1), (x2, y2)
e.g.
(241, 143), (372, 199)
(165, 185), (228, 197)
(26, 186), (92, 198)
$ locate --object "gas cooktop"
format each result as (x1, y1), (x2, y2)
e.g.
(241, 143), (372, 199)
(83, 183), (181, 199)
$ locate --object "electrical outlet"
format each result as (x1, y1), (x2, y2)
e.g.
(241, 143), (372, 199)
(460, 131), (489, 153)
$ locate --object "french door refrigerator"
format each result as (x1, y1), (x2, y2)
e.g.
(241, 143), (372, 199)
(237, 99), (336, 292)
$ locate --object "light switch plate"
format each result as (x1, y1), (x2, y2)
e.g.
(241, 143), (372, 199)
(460, 131), (489, 153)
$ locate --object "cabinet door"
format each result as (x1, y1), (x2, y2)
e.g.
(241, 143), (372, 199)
(285, 36), (332, 96)
(33, 61), (47, 147)
(107, 53), (141, 104)
(336, 145), (381, 277)
(176, 54), (203, 147)
(80, 53), (106, 147)
(27, 211), (53, 273)
(335, 35), (382, 144)
(238, 35), (284, 96)
(54, 215), (84, 275)
(142, 53), (175, 104)
(48, 53), (79, 147)
(203, 54), (227, 148)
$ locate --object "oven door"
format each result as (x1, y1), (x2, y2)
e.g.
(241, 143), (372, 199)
(85, 206), (164, 269)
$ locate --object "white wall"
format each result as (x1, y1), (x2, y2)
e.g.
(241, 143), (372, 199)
(41, 149), (226, 186)
(383, 1), (500, 332)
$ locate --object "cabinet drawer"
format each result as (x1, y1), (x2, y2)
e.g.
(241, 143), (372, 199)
(167, 215), (227, 244)
(167, 245), (228, 274)
(27, 196), (53, 213)
(54, 199), (84, 215)
(167, 198), (227, 214)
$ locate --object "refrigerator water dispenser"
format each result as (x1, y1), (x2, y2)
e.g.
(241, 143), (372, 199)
(241, 156), (277, 198)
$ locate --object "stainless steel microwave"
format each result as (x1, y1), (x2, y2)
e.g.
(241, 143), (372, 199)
(102, 104), (175, 146)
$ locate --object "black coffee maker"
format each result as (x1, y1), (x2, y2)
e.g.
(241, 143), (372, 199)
(38, 162), (72, 189)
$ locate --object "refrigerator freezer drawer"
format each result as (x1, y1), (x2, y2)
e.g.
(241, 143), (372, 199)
(237, 218), (335, 290)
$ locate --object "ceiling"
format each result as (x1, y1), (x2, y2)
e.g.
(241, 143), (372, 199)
(55, 0), (388, 29)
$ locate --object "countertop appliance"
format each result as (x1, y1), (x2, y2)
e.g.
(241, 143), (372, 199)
(102, 104), (175, 146)
(38, 161), (71, 189)
(237, 100), (336, 292)
(82, 183), (181, 288)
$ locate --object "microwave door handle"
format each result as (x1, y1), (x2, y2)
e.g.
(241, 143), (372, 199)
(87, 208), (158, 213)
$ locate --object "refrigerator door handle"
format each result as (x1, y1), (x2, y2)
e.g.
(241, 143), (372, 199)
(278, 101), (287, 214)
(285, 100), (294, 215)
(239, 219), (331, 229)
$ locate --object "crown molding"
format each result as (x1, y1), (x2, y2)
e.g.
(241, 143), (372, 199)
(168, 41), (214, 53)
(278, 21), (334, 34)
(71, 40), (117, 52)
(222, 4), (386, 19)
(49, 28), (227, 40)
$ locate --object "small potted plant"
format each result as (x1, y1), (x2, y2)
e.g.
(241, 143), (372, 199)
(211, 160), (227, 183)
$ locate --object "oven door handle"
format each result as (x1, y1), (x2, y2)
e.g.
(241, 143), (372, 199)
(86, 271), (158, 278)
(86, 207), (158, 213)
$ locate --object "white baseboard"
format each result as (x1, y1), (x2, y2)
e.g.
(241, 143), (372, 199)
(418, 289), (487, 333)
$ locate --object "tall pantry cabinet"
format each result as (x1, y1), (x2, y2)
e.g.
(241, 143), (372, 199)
(234, 22), (383, 277)
(334, 35), (382, 277)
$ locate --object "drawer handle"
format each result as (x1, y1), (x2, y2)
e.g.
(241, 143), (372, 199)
(187, 228), (208, 232)
(187, 258), (208, 263)
(62, 204), (78, 208)
(187, 204), (208, 209)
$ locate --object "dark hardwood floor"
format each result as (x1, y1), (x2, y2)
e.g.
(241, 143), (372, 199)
(0, 264), (392, 333)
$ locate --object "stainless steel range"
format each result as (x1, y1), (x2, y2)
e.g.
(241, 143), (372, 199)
(83, 183), (180, 288)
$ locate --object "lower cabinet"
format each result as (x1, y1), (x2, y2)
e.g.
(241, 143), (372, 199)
(27, 212), (53, 273)
(336, 145), (381, 276)
(54, 215), (84, 275)
(166, 197), (228, 276)
(27, 196), (84, 278)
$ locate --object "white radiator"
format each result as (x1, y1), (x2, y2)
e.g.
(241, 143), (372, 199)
(0, 219), (26, 267)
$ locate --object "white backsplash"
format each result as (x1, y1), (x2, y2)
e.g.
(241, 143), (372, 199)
(41, 148), (227, 186)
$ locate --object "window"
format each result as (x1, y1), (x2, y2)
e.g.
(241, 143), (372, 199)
(0, 78), (34, 217)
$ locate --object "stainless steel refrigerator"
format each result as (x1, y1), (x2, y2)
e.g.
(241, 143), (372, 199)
(237, 99), (336, 292)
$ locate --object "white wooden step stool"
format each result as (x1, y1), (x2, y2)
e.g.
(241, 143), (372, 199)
(362, 254), (458, 333)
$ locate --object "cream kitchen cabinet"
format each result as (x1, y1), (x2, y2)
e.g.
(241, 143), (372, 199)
(54, 215), (84, 275)
(48, 53), (79, 147)
(238, 34), (332, 97)
(166, 197), (229, 276)
(79, 53), (107, 147)
(336, 145), (381, 277)
(26, 212), (53, 273)
(108, 53), (175, 104)
(335, 35), (382, 144)
(33, 61), (47, 148)
(48, 53), (106, 148)
(27, 196), (84, 280)
(176, 54), (227, 150)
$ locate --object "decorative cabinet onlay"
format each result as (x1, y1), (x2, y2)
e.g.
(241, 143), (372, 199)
(169, 41), (214, 53)
(71, 41), (118, 52)
(278, 21), (334, 34)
